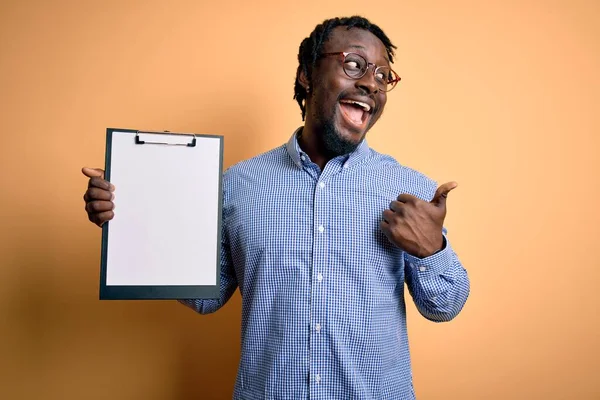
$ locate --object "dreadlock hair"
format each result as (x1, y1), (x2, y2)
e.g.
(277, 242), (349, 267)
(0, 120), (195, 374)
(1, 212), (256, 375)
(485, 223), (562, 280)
(293, 16), (397, 121)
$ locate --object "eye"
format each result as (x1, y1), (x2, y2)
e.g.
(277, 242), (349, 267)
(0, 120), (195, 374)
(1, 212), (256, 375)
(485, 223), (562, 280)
(376, 67), (394, 84)
(344, 60), (360, 70)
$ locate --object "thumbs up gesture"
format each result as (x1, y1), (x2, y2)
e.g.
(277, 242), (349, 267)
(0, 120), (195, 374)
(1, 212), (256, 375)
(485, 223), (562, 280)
(380, 182), (457, 258)
(81, 167), (115, 227)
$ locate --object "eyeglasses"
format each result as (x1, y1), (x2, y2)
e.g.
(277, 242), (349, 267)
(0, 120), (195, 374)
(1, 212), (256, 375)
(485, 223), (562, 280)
(319, 52), (401, 92)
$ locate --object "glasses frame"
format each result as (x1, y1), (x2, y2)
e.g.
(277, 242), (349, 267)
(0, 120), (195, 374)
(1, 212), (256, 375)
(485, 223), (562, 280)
(319, 51), (401, 92)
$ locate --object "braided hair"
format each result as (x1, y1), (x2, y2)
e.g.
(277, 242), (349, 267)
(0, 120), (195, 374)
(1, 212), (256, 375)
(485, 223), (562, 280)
(293, 16), (397, 121)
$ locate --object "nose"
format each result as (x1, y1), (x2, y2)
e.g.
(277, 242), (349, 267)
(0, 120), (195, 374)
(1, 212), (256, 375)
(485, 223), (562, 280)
(355, 66), (379, 95)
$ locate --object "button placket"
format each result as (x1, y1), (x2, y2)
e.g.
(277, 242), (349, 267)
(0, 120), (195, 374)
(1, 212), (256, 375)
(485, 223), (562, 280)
(310, 174), (329, 394)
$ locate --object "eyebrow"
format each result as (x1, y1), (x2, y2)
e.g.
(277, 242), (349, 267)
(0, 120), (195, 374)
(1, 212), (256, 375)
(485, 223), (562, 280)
(347, 44), (390, 64)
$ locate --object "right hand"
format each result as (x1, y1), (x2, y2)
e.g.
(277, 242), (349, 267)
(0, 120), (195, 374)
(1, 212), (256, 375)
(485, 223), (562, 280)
(82, 167), (115, 227)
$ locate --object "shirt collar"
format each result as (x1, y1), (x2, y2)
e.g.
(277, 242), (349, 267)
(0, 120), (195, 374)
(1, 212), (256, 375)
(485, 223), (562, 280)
(285, 126), (370, 169)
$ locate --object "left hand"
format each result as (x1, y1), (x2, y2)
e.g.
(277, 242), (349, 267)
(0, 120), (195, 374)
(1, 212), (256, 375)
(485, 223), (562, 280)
(380, 182), (457, 258)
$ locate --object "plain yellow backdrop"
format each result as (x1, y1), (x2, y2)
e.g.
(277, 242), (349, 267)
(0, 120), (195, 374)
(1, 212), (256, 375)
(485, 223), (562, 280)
(1, 0), (598, 399)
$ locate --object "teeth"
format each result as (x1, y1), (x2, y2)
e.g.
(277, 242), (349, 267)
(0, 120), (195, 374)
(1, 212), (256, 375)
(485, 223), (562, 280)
(340, 99), (371, 112)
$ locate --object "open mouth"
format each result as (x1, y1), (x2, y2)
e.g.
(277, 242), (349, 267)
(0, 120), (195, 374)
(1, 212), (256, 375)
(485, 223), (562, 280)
(339, 99), (372, 129)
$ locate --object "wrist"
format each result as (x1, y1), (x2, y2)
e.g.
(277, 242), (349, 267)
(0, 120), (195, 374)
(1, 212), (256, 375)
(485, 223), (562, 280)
(416, 234), (445, 258)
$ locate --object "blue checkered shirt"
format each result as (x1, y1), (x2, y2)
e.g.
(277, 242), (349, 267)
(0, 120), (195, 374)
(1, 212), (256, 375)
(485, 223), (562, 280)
(180, 128), (470, 399)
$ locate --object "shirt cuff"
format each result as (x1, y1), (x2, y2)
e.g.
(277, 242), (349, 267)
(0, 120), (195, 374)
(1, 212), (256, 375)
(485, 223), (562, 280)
(404, 234), (453, 279)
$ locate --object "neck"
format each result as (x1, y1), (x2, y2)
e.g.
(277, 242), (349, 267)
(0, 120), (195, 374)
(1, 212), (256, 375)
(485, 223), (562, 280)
(297, 120), (330, 170)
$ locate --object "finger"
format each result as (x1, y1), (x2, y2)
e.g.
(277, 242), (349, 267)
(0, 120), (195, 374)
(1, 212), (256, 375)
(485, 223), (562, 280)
(431, 181), (458, 207)
(382, 209), (395, 223)
(86, 200), (114, 214)
(82, 167), (105, 179)
(88, 176), (115, 191)
(379, 220), (389, 233)
(90, 210), (115, 226)
(389, 201), (405, 214)
(85, 187), (114, 202)
(396, 193), (419, 204)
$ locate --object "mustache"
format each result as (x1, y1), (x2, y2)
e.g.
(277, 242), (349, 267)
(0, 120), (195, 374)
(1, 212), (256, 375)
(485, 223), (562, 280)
(337, 88), (378, 113)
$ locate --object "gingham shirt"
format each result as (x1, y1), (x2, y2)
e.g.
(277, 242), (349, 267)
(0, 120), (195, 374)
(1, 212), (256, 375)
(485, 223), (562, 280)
(180, 128), (470, 399)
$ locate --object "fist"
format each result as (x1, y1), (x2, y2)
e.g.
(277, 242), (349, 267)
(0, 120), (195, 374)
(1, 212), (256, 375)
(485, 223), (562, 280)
(380, 182), (457, 258)
(82, 167), (115, 227)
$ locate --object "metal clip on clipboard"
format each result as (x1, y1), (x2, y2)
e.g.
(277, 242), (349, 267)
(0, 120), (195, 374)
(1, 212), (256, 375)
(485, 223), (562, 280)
(134, 130), (197, 147)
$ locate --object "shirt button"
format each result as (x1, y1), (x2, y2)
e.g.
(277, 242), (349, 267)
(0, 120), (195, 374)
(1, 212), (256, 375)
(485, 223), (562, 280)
(315, 323), (321, 332)
(419, 266), (427, 272)
(318, 225), (324, 233)
(317, 273), (323, 282)
(343, 163), (349, 169)
(318, 182), (325, 188)
(315, 374), (321, 383)
(301, 155), (306, 161)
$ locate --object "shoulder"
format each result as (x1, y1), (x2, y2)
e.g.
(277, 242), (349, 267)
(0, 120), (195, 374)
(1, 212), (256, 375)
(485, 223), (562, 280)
(365, 148), (438, 202)
(226, 144), (286, 174)
(222, 144), (290, 192)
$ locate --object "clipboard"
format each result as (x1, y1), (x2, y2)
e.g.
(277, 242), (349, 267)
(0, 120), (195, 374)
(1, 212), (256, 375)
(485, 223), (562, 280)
(99, 128), (224, 300)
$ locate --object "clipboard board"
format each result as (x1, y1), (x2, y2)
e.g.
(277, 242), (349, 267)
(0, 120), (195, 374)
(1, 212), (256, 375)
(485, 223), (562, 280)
(99, 128), (224, 300)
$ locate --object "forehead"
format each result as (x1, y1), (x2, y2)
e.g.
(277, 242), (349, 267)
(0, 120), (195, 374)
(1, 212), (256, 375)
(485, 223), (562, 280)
(322, 26), (389, 64)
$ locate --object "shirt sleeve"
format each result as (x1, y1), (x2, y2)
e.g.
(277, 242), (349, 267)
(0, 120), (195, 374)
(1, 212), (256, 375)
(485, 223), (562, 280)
(403, 228), (470, 322)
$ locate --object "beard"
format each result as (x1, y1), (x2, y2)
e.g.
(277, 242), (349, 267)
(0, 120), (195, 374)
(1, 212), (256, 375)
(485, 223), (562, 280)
(320, 108), (363, 157)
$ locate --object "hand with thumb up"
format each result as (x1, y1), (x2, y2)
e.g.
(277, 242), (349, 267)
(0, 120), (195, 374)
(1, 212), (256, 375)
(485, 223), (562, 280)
(380, 182), (457, 258)
(81, 167), (115, 227)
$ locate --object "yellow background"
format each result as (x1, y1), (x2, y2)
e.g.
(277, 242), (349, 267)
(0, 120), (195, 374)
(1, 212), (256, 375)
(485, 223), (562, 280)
(1, 0), (598, 399)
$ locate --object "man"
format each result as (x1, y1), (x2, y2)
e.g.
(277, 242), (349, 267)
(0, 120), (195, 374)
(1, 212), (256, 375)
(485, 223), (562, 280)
(82, 16), (470, 399)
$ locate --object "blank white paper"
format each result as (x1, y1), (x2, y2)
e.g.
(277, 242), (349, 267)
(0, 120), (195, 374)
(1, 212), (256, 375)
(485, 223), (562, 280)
(105, 131), (221, 286)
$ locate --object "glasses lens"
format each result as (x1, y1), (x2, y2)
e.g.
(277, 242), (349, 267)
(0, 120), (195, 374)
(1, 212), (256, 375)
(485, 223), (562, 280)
(342, 53), (368, 78)
(375, 67), (400, 92)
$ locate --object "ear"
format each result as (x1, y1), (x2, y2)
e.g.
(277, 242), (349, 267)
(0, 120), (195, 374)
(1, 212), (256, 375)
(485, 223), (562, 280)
(297, 66), (310, 92)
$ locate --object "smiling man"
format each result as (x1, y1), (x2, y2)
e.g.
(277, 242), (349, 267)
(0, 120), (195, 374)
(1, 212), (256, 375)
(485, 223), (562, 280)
(82, 16), (470, 399)
(294, 24), (395, 168)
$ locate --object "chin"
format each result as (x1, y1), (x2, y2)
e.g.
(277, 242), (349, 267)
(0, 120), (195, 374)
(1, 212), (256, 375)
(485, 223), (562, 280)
(322, 119), (364, 157)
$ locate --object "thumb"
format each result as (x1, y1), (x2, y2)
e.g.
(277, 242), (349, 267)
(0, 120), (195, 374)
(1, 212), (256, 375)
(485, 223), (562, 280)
(431, 181), (458, 207)
(81, 167), (105, 179)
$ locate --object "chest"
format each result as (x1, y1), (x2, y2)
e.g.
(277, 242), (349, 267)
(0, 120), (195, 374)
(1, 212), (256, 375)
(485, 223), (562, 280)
(225, 172), (401, 267)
